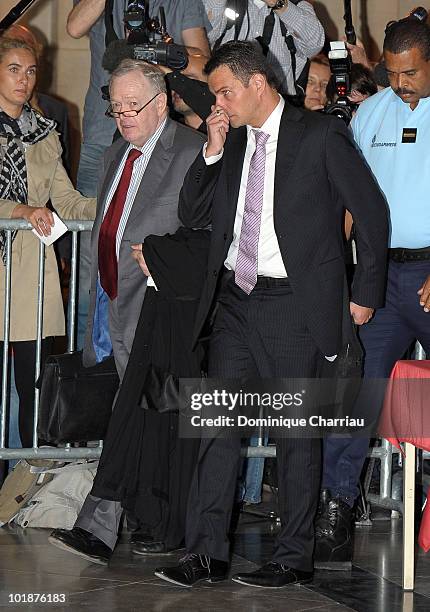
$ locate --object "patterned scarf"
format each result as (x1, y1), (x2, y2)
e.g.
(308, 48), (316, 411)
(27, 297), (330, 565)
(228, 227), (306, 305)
(0, 104), (56, 263)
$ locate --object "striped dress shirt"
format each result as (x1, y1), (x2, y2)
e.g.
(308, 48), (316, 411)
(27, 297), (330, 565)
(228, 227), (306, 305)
(102, 117), (167, 259)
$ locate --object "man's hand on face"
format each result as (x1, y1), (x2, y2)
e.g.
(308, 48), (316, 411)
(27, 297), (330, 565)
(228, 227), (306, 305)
(350, 302), (374, 325)
(417, 275), (430, 312)
(205, 105), (229, 157)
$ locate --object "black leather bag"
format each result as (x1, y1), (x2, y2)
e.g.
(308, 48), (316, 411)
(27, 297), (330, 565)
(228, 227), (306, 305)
(37, 351), (119, 444)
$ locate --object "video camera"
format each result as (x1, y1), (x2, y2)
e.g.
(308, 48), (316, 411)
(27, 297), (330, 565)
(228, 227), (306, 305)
(123, 1), (188, 70)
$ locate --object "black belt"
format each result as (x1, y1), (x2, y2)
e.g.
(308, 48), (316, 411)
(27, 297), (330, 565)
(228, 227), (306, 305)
(255, 275), (290, 288)
(389, 247), (430, 263)
(222, 269), (290, 289)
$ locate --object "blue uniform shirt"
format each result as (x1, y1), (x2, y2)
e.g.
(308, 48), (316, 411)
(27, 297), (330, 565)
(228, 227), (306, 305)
(351, 87), (430, 248)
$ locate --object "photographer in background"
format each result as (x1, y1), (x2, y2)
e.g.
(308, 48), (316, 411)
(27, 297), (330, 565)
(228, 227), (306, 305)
(304, 51), (376, 115)
(203, 0), (324, 95)
(66, 0), (211, 349)
(155, 54), (215, 132)
(166, 63), (212, 131)
(304, 54), (330, 110)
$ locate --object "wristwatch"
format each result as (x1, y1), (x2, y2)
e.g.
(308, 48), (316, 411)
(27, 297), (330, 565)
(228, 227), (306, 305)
(273, 0), (287, 9)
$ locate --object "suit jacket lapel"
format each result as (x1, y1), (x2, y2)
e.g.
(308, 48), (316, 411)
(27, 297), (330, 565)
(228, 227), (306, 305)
(125, 119), (176, 226)
(98, 140), (128, 215)
(92, 140), (129, 246)
(224, 127), (247, 236)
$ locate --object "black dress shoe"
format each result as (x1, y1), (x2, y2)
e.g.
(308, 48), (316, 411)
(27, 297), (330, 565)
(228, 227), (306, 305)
(154, 553), (229, 587)
(132, 540), (183, 555)
(48, 527), (112, 566)
(232, 562), (313, 588)
(130, 531), (154, 546)
(314, 496), (353, 570)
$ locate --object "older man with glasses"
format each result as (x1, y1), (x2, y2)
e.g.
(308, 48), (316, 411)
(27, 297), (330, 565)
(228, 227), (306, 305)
(48, 59), (205, 565)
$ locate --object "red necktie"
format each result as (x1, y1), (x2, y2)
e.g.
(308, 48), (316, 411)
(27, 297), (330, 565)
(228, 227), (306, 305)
(98, 148), (142, 300)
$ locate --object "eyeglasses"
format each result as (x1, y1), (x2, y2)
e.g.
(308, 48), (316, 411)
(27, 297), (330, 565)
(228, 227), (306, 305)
(105, 92), (160, 118)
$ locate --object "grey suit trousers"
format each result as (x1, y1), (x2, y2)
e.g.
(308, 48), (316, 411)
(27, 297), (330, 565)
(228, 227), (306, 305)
(75, 299), (132, 549)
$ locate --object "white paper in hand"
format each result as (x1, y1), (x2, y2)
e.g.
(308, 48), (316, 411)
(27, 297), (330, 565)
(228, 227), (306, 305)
(31, 212), (68, 246)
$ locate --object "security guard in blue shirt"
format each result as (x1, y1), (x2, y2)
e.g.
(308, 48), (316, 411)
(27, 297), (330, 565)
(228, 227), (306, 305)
(316, 15), (430, 570)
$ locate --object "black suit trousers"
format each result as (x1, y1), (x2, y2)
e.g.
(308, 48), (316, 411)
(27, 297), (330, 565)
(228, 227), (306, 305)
(185, 274), (322, 571)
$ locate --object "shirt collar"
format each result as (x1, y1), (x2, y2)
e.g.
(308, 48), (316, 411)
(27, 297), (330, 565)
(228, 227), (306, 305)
(246, 95), (285, 141)
(128, 116), (168, 154)
(390, 88), (430, 112)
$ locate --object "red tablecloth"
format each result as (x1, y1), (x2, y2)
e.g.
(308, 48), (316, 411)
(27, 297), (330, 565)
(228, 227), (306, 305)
(378, 360), (430, 552)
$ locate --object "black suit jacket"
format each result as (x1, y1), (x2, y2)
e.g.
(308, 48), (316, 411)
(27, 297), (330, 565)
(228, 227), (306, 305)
(179, 103), (389, 356)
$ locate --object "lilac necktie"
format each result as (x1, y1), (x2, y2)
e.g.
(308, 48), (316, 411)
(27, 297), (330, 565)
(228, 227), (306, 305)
(235, 129), (270, 294)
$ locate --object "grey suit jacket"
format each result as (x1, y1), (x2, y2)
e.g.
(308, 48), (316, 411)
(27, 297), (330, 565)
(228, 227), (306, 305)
(82, 118), (206, 374)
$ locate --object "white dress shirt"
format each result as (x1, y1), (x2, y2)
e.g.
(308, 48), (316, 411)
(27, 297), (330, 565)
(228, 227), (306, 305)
(205, 95), (288, 278)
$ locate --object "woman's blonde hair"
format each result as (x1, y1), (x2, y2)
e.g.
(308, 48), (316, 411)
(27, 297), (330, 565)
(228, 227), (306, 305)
(0, 37), (37, 65)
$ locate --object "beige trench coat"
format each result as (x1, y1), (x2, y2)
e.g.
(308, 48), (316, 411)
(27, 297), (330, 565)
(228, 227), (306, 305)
(0, 131), (96, 341)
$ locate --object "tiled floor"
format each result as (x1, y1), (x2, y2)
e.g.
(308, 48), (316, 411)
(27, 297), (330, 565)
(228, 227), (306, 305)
(0, 507), (429, 611)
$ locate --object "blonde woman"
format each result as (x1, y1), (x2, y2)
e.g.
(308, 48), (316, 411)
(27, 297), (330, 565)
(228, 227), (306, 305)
(0, 38), (95, 447)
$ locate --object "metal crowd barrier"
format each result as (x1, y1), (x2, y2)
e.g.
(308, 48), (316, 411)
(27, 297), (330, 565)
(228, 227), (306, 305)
(0, 219), (100, 462)
(0, 219), (272, 463)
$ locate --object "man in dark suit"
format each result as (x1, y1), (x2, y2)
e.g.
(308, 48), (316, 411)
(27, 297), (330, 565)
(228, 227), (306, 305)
(49, 59), (205, 564)
(154, 41), (388, 589)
